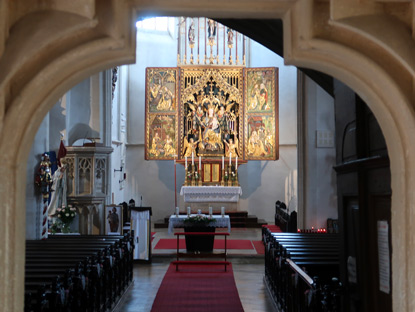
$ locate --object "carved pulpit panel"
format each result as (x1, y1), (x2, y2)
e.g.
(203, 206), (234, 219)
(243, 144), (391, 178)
(65, 146), (113, 234)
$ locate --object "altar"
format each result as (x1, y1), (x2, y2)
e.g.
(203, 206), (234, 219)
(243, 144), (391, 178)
(180, 186), (242, 203)
(180, 185), (242, 212)
(168, 214), (231, 235)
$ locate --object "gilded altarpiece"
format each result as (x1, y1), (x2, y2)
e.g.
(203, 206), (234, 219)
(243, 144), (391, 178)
(145, 66), (278, 162)
(244, 68), (279, 160)
(145, 68), (179, 160)
(180, 68), (244, 159)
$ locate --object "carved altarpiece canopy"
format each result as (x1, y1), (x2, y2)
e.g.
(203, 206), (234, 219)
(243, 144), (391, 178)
(145, 66), (279, 162)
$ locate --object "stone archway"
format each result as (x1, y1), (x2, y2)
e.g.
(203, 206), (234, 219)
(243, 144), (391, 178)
(0, 1), (414, 311)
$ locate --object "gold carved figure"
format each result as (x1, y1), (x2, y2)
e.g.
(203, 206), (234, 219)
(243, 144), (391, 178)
(182, 137), (199, 157)
(224, 137), (239, 157)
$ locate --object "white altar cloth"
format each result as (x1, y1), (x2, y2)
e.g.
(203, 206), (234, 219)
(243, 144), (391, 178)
(168, 214), (231, 235)
(180, 186), (242, 203)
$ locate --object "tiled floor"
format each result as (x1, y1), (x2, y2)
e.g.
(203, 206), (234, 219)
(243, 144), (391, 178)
(114, 228), (276, 312)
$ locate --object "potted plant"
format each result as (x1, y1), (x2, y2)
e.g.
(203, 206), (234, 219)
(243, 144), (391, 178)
(231, 171), (237, 185)
(194, 170), (199, 181)
(183, 215), (216, 252)
(56, 205), (76, 233)
(224, 170), (229, 182)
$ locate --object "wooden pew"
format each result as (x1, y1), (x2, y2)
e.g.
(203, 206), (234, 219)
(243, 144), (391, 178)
(263, 230), (342, 312)
(24, 234), (134, 312)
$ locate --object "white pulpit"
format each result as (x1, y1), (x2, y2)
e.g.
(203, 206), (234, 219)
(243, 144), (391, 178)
(130, 207), (152, 262)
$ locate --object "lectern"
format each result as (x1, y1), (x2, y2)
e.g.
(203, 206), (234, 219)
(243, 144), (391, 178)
(130, 207), (152, 263)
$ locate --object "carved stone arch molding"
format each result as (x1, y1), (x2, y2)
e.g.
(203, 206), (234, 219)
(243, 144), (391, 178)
(0, 0), (414, 311)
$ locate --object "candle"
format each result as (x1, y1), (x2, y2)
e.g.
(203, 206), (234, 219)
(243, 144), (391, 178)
(229, 152), (232, 166)
(185, 156), (187, 168)
(192, 152), (194, 166)
(236, 31), (238, 60)
(184, 18), (187, 62)
(243, 36), (245, 61)
(216, 21), (219, 60)
(209, 206), (213, 216)
(187, 207), (191, 216)
(222, 156), (224, 168)
(178, 18), (181, 61)
(221, 206), (225, 216)
(223, 26), (225, 64)
(197, 18), (200, 62)
(175, 207), (179, 217)
(199, 156), (201, 170)
(236, 156), (238, 169)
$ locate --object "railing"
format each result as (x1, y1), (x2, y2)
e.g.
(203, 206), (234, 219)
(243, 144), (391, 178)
(173, 232), (231, 271)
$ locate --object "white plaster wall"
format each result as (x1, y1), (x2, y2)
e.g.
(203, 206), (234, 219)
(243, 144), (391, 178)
(67, 77), (100, 146)
(124, 24), (180, 216)
(111, 142), (125, 204)
(249, 40), (297, 145)
(243, 40), (298, 222)
(303, 76), (337, 229)
(111, 66), (128, 205)
(125, 145), (185, 215)
(238, 146), (297, 221)
(127, 27), (177, 145)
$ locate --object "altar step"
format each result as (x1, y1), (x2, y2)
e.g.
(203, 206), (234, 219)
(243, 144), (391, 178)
(154, 211), (267, 229)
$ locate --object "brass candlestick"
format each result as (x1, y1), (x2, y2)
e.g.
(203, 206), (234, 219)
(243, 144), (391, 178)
(221, 169), (225, 186)
(195, 166), (202, 186)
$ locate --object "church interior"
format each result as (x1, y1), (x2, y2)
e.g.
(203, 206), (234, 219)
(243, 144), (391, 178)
(1, 1), (415, 312)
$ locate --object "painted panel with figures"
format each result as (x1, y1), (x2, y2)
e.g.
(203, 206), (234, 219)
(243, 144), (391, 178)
(244, 68), (279, 160)
(145, 68), (179, 160)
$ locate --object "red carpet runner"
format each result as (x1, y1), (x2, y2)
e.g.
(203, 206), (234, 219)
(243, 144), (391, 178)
(252, 240), (265, 255)
(151, 263), (244, 312)
(154, 239), (254, 250)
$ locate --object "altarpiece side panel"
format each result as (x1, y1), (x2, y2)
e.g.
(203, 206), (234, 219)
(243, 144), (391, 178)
(145, 68), (179, 160)
(244, 67), (279, 160)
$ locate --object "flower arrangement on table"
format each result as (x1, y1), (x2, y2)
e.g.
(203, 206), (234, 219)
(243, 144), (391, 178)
(183, 215), (216, 226)
(187, 170), (193, 181)
(224, 170), (229, 182)
(53, 205), (77, 233)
